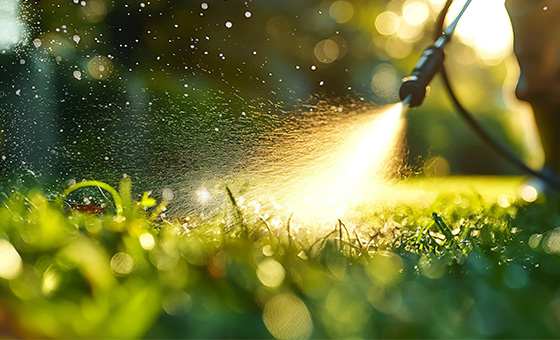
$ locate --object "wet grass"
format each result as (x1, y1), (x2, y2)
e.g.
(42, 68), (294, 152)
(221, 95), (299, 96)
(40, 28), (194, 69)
(0, 176), (559, 339)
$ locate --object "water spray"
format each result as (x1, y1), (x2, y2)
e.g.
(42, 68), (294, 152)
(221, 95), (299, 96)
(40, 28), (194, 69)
(399, 0), (560, 191)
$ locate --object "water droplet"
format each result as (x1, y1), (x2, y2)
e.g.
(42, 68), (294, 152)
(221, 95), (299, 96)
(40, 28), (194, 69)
(225, 21), (233, 28)
(319, 80), (324, 86)
(201, 2), (208, 10)
(245, 11), (252, 18)
(311, 65), (317, 71)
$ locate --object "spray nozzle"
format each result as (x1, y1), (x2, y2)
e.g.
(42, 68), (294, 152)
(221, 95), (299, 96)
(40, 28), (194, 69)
(399, 0), (472, 108)
(399, 45), (445, 108)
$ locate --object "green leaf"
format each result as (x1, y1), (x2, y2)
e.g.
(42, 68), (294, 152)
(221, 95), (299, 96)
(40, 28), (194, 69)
(141, 192), (157, 208)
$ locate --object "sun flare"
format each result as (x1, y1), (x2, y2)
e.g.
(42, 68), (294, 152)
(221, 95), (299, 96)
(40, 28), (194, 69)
(445, 0), (513, 64)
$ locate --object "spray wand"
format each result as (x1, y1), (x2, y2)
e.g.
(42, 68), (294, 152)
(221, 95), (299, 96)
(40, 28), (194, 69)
(399, 0), (471, 107)
(398, 0), (560, 191)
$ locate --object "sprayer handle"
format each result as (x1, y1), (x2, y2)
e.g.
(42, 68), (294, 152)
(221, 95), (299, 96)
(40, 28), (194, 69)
(399, 46), (445, 108)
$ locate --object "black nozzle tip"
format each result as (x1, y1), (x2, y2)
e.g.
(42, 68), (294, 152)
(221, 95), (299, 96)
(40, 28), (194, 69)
(399, 77), (426, 108)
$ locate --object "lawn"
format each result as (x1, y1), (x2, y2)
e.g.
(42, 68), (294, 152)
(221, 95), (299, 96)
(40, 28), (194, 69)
(1, 176), (559, 339)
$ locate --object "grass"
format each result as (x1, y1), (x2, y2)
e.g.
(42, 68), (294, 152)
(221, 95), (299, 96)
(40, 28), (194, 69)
(0, 176), (560, 339)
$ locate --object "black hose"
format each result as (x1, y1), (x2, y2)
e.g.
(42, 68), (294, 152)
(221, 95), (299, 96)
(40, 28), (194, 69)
(435, 0), (560, 191)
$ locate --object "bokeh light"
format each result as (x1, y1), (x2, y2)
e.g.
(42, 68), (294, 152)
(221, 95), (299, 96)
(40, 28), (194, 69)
(0, 239), (22, 280)
(110, 252), (134, 276)
(418, 254), (446, 279)
(370, 63), (399, 98)
(402, 0), (430, 26)
(375, 11), (400, 36)
(366, 251), (404, 287)
(396, 21), (423, 42)
(518, 184), (538, 203)
(80, 0), (112, 23)
(367, 286), (403, 314)
(543, 228), (560, 255)
(423, 156), (451, 177)
(87, 55), (114, 80)
(162, 291), (193, 316)
(329, 1), (354, 24)
(257, 258), (286, 288)
(314, 39), (340, 64)
(385, 36), (412, 59)
(263, 293), (313, 340)
(140, 233), (156, 250)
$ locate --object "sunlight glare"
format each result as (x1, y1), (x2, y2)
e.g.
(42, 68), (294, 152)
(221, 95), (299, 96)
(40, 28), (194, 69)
(447, 0), (513, 65)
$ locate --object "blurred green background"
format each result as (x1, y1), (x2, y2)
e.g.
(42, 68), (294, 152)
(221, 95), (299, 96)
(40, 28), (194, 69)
(3, 2), (560, 338)
(0, 0), (543, 190)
